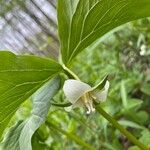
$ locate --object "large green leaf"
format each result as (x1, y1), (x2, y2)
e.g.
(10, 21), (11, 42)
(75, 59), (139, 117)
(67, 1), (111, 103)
(58, 0), (150, 65)
(0, 51), (62, 139)
(57, 0), (79, 63)
(2, 76), (61, 150)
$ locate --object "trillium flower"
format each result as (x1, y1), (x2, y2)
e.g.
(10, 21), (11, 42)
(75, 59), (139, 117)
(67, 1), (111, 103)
(63, 77), (110, 114)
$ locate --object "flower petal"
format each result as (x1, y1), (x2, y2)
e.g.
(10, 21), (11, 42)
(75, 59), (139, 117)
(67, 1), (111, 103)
(63, 79), (92, 104)
(94, 80), (110, 102)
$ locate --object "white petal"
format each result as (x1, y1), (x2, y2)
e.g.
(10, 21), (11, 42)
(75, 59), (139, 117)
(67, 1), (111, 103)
(63, 80), (92, 104)
(94, 81), (110, 102)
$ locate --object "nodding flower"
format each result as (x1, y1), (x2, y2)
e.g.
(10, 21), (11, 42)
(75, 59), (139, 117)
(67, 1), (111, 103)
(63, 78), (110, 114)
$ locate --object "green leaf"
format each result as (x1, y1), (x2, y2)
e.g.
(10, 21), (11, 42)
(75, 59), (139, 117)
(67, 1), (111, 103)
(58, 0), (150, 65)
(125, 98), (143, 110)
(31, 133), (49, 150)
(57, 0), (79, 63)
(118, 120), (145, 129)
(120, 81), (142, 110)
(120, 81), (127, 108)
(2, 77), (61, 150)
(136, 111), (149, 124)
(92, 75), (108, 91)
(0, 51), (62, 139)
(139, 129), (150, 148)
(141, 84), (150, 96)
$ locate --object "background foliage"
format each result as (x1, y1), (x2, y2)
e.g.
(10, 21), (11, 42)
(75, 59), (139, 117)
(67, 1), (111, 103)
(0, 0), (150, 149)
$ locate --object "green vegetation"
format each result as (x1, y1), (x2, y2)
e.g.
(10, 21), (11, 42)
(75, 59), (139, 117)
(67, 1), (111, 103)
(0, 1), (150, 150)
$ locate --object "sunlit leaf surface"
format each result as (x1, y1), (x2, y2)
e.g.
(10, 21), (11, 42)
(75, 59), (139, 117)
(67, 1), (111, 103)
(0, 51), (62, 138)
(58, 0), (150, 65)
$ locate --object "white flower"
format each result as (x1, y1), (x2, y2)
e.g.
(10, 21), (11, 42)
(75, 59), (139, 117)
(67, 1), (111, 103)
(63, 78), (110, 114)
(140, 44), (146, 56)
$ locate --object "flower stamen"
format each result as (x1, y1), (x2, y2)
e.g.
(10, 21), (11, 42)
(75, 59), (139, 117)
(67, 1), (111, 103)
(82, 93), (95, 114)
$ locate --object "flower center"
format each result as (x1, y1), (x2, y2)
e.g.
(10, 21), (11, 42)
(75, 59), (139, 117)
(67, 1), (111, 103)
(82, 93), (95, 114)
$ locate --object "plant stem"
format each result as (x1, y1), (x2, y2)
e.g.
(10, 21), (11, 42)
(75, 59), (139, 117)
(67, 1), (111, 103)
(46, 121), (95, 150)
(62, 64), (80, 80)
(51, 102), (72, 107)
(95, 105), (148, 150)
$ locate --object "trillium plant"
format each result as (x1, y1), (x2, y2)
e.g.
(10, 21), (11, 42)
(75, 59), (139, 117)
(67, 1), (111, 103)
(0, 0), (150, 150)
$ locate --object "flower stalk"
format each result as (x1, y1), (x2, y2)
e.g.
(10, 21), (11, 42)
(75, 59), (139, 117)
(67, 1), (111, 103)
(62, 64), (80, 80)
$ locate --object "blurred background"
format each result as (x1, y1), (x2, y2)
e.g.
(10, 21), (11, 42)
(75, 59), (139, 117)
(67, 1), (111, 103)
(0, 0), (58, 59)
(0, 0), (150, 150)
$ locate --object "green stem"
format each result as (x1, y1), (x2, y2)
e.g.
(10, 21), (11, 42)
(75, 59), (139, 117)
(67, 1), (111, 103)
(51, 102), (72, 107)
(62, 64), (80, 80)
(95, 105), (148, 150)
(46, 121), (95, 150)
